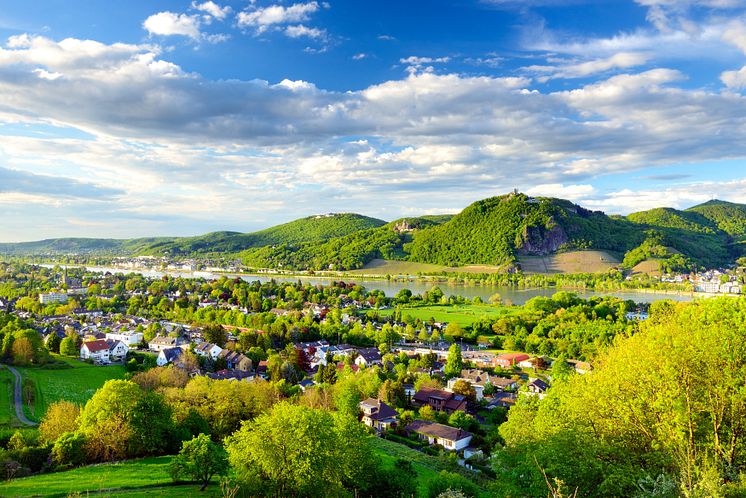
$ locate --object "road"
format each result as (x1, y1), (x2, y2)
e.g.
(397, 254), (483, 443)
(5, 365), (37, 426)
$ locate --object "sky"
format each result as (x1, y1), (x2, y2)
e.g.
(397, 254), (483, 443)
(2, 1), (746, 241)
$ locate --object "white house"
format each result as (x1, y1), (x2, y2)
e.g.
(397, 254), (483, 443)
(359, 398), (399, 432)
(105, 331), (144, 348)
(195, 342), (223, 360)
(157, 347), (183, 367)
(149, 335), (186, 352)
(80, 339), (110, 362)
(106, 339), (129, 362)
(406, 420), (473, 451)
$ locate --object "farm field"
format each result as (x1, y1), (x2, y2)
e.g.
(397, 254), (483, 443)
(376, 304), (508, 327)
(518, 250), (620, 274)
(0, 455), (220, 497)
(16, 355), (126, 422)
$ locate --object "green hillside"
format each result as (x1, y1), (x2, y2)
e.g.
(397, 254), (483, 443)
(135, 213), (386, 256)
(2, 194), (745, 272)
(687, 200), (746, 238)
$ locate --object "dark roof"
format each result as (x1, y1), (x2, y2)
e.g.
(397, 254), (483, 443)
(406, 420), (472, 442)
(412, 387), (467, 411)
(359, 398), (398, 421)
(356, 347), (382, 363)
(161, 347), (183, 362)
(529, 378), (549, 391)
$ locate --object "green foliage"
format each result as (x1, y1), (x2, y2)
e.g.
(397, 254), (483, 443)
(427, 471), (481, 498)
(444, 343), (463, 379)
(51, 432), (86, 468)
(687, 199), (746, 238)
(496, 297), (746, 497)
(59, 337), (78, 357)
(169, 433), (228, 490)
(224, 402), (373, 497)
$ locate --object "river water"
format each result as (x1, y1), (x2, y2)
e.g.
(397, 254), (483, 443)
(45, 265), (697, 305)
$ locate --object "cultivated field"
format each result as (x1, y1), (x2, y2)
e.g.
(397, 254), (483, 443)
(0, 456), (219, 497)
(518, 250), (620, 274)
(377, 304), (508, 327)
(631, 259), (663, 276)
(350, 259), (506, 276)
(16, 355), (126, 422)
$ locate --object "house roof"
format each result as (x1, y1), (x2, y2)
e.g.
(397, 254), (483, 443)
(496, 353), (530, 363)
(359, 398), (399, 421)
(412, 387), (467, 411)
(356, 347), (382, 363)
(529, 378), (549, 391)
(161, 347), (183, 362)
(406, 420), (472, 442)
(83, 339), (109, 353)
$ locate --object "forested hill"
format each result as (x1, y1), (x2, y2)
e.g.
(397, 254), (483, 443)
(2, 194), (745, 272)
(0, 213), (386, 257)
(239, 194), (746, 271)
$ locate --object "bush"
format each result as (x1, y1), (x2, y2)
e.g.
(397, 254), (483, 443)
(427, 471), (481, 498)
(10, 445), (52, 473)
(51, 432), (86, 468)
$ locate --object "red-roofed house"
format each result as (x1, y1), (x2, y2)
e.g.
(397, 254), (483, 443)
(80, 339), (110, 362)
(495, 353), (530, 369)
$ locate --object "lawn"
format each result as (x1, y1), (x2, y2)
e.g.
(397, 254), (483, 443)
(0, 455), (221, 497)
(16, 355), (126, 422)
(377, 303), (509, 327)
(0, 368), (16, 426)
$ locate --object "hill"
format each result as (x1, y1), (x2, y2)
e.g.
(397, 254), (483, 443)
(2, 194), (746, 273)
(686, 199), (746, 239)
(0, 214), (386, 257)
(135, 213), (386, 256)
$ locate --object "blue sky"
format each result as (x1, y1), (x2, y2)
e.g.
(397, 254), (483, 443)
(1, 0), (746, 241)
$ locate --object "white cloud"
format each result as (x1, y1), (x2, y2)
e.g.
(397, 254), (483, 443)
(400, 56), (450, 65)
(352, 53), (368, 60)
(143, 12), (202, 40)
(285, 24), (326, 39)
(5, 34), (746, 237)
(192, 1), (231, 20)
(237, 2), (321, 33)
(524, 52), (650, 80)
(721, 65), (746, 87)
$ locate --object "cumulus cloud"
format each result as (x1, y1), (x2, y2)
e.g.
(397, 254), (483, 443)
(192, 1), (231, 20)
(4, 34), (746, 237)
(0, 165), (123, 199)
(143, 12), (202, 40)
(285, 24), (326, 39)
(237, 2), (321, 33)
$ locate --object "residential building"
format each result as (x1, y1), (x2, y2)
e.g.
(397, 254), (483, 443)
(219, 350), (252, 371)
(355, 347), (383, 367)
(412, 387), (467, 413)
(105, 331), (144, 348)
(195, 342), (223, 360)
(495, 353), (530, 369)
(149, 335), (186, 352)
(359, 398), (399, 432)
(39, 292), (68, 304)
(106, 339), (129, 362)
(80, 339), (110, 362)
(157, 347), (183, 367)
(406, 420), (473, 451)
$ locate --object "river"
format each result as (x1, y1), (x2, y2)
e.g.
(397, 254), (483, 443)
(44, 265), (697, 305)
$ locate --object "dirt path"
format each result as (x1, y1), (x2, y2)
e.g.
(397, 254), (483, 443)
(5, 365), (37, 426)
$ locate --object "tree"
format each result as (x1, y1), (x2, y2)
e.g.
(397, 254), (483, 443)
(225, 402), (372, 497)
(450, 379), (476, 403)
(202, 324), (228, 348)
(170, 433), (229, 491)
(60, 336), (78, 357)
(12, 337), (34, 365)
(51, 432), (86, 468)
(39, 400), (81, 443)
(46, 333), (61, 354)
(444, 343), (463, 379)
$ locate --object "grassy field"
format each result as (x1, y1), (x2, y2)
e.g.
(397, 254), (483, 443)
(16, 355), (126, 422)
(0, 368), (16, 426)
(519, 250), (620, 274)
(377, 304), (508, 327)
(631, 258), (663, 276)
(0, 456), (220, 497)
(370, 437), (488, 497)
